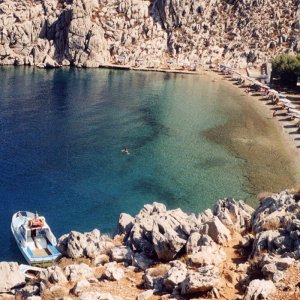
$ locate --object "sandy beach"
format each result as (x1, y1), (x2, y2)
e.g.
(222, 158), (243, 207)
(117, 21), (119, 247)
(203, 69), (300, 204)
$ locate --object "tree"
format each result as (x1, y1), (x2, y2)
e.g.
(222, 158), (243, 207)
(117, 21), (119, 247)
(272, 53), (300, 86)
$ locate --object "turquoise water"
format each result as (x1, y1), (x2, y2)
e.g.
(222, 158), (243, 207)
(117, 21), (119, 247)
(0, 67), (249, 262)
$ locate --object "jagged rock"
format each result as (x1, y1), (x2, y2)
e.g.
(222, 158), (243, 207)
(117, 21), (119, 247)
(136, 289), (154, 300)
(104, 262), (125, 281)
(0, 0), (298, 68)
(213, 198), (254, 233)
(57, 229), (114, 259)
(110, 246), (133, 263)
(243, 279), (276, 300)
(117, 213), (134, 235)
(132, 252), (154, 270)
(18, 284), (40, 298)
(258, 254), (294, 282)
(40, 266), (67, 284)
(0, 262), (26, 293)
(73, 279), (91, 296)
(163, 260), (187, 292)
(186, 233), (215, 254)
(202, 216), (231, 245)
(144, 265), (170, 291)
(189, 245), (226, 267)
(126, 203), (199, 261)
(64, 263), (94, 282)
(181, 265), (220, 295)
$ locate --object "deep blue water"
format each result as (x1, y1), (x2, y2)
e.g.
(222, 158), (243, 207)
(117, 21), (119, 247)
(0, 67), (249, 262)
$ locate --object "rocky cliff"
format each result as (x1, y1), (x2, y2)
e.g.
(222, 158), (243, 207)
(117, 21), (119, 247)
(1, 189), (300, 299)
(0, 0), (299, 69)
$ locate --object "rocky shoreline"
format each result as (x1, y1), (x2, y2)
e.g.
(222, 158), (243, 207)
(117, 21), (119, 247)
(0, 0), (299, 69)
(1, 189), (300, 299)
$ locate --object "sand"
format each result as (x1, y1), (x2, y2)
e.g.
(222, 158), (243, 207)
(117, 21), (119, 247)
(203, 70), (300, 205)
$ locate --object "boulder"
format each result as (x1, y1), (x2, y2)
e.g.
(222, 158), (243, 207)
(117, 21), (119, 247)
(186, 233), (215, 254)
(181, 265), (220, 295)
(117, 213), (134, 235)
(189, 245), (226, 266)
(104, 262), (125, 281)
(202, 216), (231, 245)
(144, 265), (170, 291)
(126, 203), (199, 261)
(163, 260), (187, 292)
(136, 289), (154, 300)
(72, 279), (91, 296)
(40, 266), (67, 284)
(64, 263), (94, 282)
(213, 198), (254, 233)
(0, 262), (25, 293)
(132, 252), (154, 270)
(243, 279), (276, 300)
(110, 246), (133, 263)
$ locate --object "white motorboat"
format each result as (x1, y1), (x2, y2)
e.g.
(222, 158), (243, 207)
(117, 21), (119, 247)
(11, 211), (61, 265)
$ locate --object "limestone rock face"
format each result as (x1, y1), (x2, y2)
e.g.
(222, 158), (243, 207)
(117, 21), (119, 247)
(213, 198), (254, 233)
(57, 229), (114, 259)
(125, 202), (200, 261)
(0, 0), (298, 68)
(0, 262), (25, 293)
(251, 191), (300, 258)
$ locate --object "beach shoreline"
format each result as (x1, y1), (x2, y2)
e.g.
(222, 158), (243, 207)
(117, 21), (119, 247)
(203, 69), (300, 201)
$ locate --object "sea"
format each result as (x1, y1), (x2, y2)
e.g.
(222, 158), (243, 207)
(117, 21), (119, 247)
(0, 67), (295, 262)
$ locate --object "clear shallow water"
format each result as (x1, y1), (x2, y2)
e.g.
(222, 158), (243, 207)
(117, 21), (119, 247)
(0, 67), (250, 262)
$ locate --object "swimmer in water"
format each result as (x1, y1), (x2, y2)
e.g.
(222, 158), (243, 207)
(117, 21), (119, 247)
(121, 147), (129, 154)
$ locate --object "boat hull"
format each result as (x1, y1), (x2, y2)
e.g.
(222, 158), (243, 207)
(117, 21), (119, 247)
(11, 212), (61, 265)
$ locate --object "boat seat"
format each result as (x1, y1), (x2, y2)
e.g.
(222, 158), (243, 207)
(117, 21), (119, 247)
(34, 236), (47, 249)
(26, 237), (35, 250)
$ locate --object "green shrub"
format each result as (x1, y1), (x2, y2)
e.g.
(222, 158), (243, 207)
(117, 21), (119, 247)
(272, 53), (300, 86)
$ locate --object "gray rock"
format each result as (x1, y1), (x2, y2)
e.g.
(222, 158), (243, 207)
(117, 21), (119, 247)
(0, 262), (25, 293)
(181, 265), (220, 295)
(203, 216), (231, 245)
(64, 263), (94, 282)
(132, 252), (153, 270)
(40, 266), (67, 284)
(117, 213), (134, 235)
(189, 245), (226, 266)
(144, 265), (170, 291)
(111, 246), (133, 263)
(243, 279), (276, 300)
(73, 279), (91, 296)
(136, 289), (154, 300)
(104, 262), (125, 281)
(213, 198), (254, 233)
(163, 260), (187, 292)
